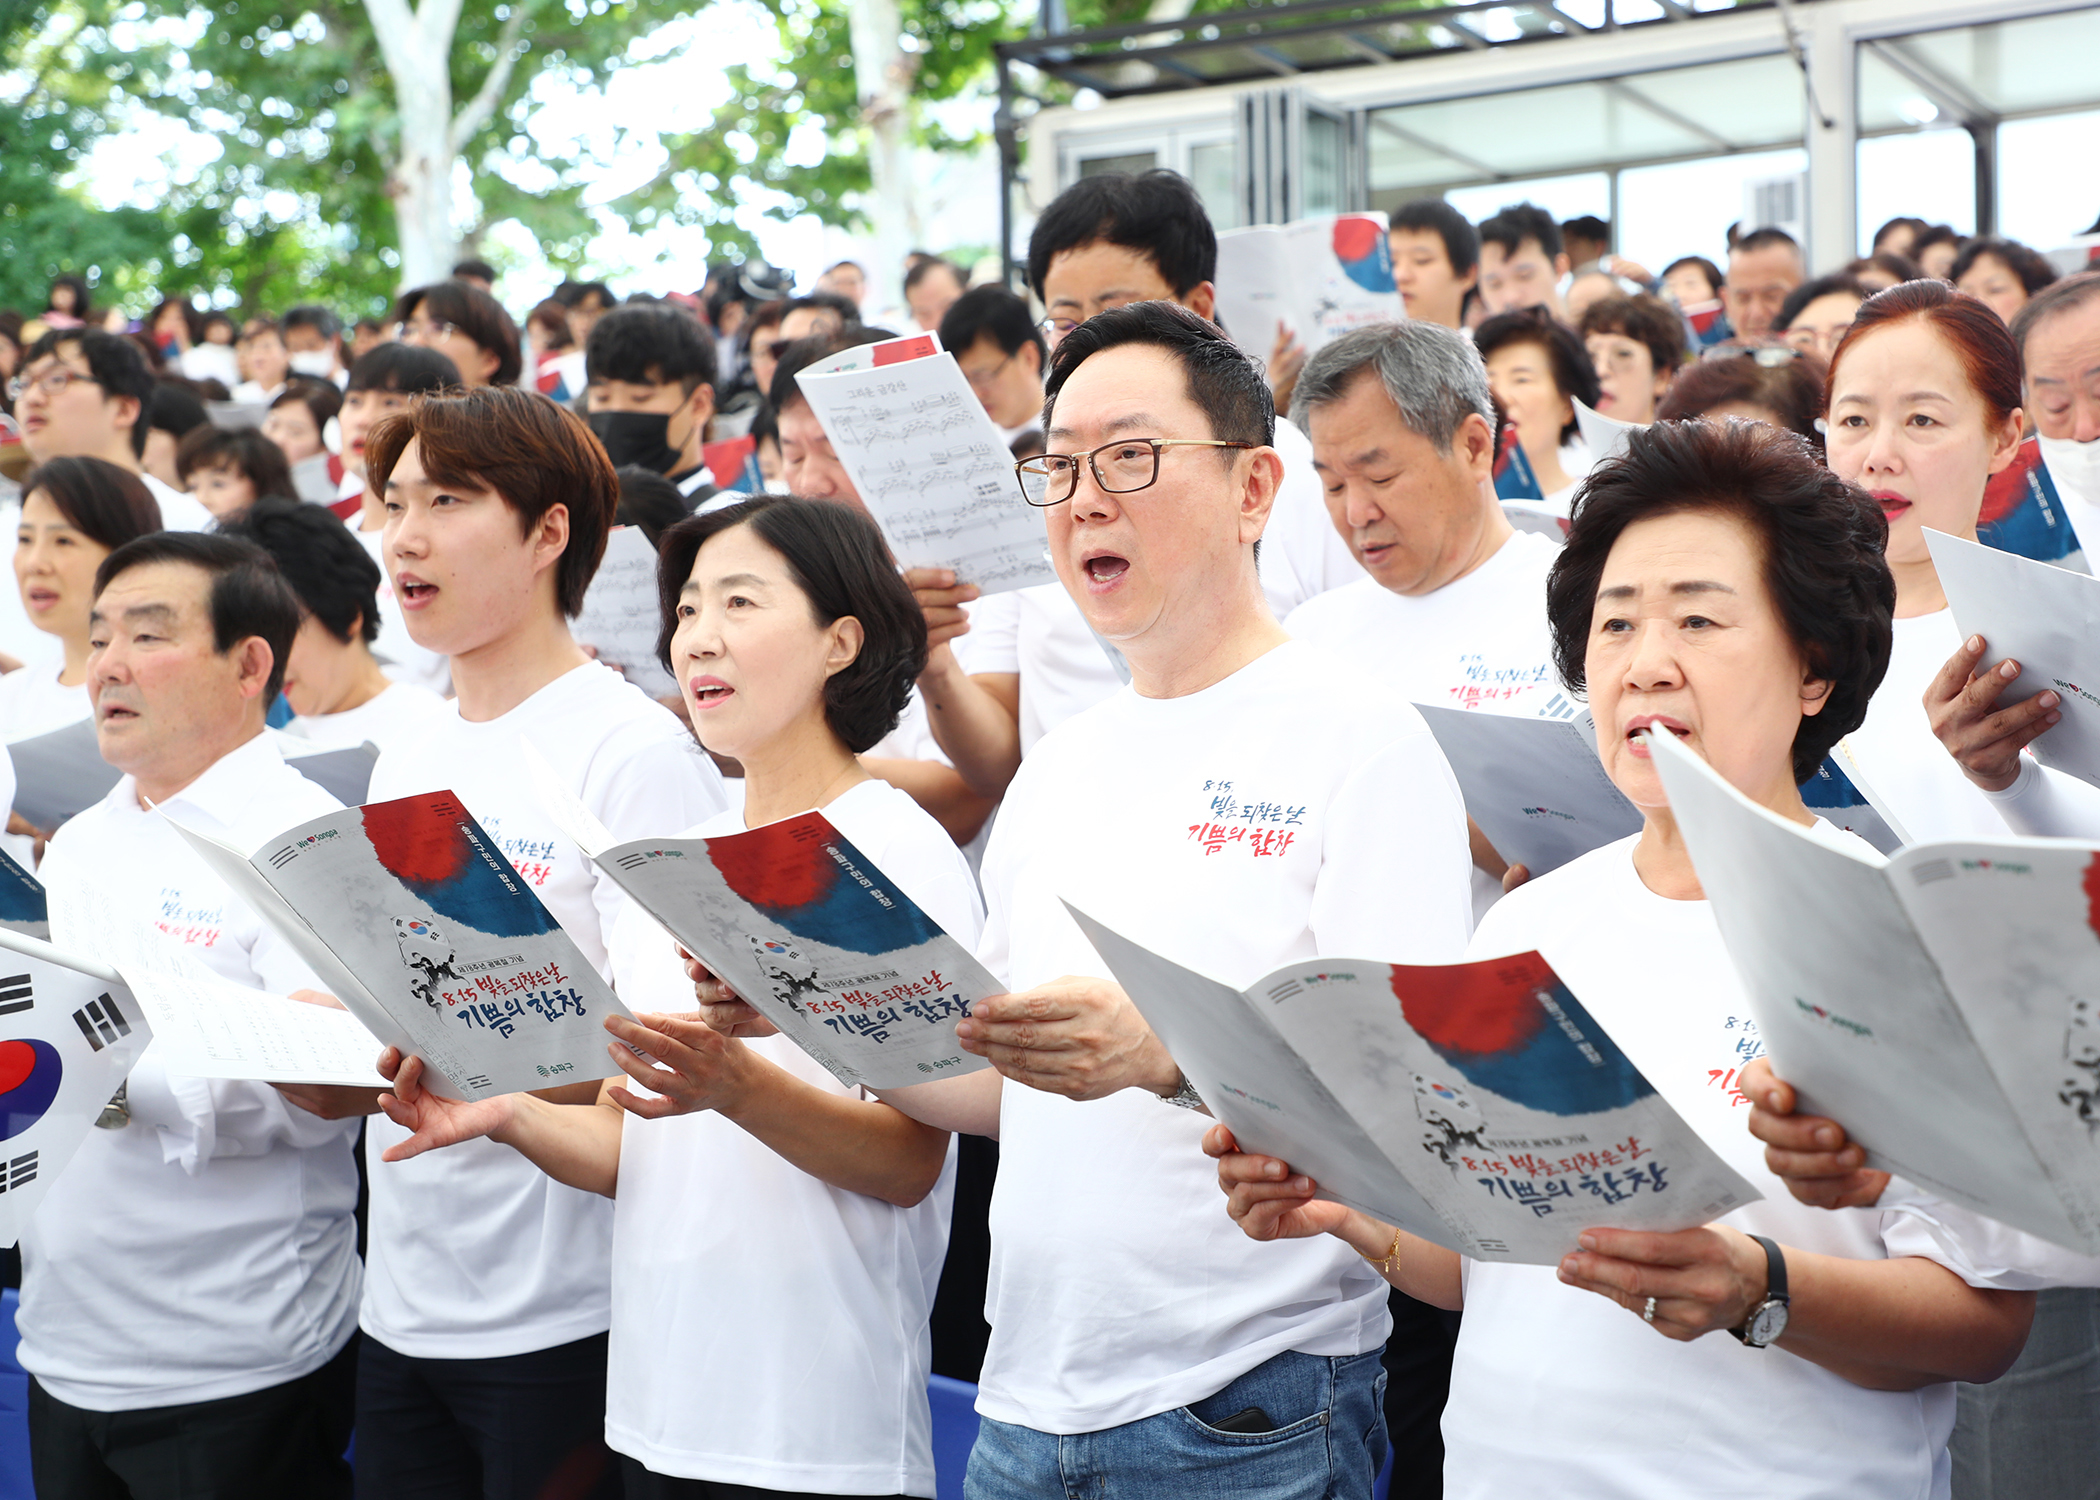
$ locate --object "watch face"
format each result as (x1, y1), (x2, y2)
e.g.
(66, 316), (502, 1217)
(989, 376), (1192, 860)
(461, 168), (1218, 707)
(1749, 1300), (1789, 1346)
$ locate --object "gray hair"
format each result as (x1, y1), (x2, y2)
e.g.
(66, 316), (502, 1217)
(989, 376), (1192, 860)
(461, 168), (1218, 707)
(1289, 320), (1494, 456)
(2010, 269), (2100, 356)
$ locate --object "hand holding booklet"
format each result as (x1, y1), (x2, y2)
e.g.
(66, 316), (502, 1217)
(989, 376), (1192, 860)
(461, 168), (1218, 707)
(162, 790), (635, 1100)
(1929, 526), (2100, 790)
(527, 751), (995, 1090)
(1651, 727), (2100, 1253)
(1065, 903), (1758, 1263)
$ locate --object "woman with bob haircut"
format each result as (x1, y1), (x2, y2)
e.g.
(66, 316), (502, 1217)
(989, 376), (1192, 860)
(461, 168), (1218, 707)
(1475, 307), (1601, 513)
(1578, 294), (1685, 425)
(1205, 417), (2036, 1500)
(1820, 280), (2028, 843)
(175, 424), (297, 519)
(395, 278), (524, 390)
(377, 493), (972, 1500)
(2, 456), (163, 745)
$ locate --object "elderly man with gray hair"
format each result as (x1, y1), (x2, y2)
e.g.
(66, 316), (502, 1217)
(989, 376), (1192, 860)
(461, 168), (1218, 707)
(1283, 320), (1565, 898)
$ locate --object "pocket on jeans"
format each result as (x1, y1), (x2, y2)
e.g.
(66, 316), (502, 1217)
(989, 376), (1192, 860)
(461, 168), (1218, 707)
(1170, 1402), (1331, 1447)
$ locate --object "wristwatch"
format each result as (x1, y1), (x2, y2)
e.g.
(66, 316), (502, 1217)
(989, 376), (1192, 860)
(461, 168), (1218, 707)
(1160, 1070), (1206, 1111)
(1731, 1234), (1790, 1347)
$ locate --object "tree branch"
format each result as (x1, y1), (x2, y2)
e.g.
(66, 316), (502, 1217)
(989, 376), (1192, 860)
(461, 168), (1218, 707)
(360, 0), (424, 83)
(448, 0), (533, 155)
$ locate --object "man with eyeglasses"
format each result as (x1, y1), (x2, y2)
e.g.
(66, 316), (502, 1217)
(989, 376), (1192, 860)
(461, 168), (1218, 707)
(866, 300), (1471, 1498)
(11, 329), (213, 530)
(939, 286), (1046, 445)
(908, 169), (1363, 810)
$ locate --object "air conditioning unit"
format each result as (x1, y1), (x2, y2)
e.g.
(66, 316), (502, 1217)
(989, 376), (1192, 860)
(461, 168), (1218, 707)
(1744, 173), (1806, 241)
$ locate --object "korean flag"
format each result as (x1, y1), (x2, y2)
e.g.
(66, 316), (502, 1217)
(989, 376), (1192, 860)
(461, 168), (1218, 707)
(0, 926), (153, 1248)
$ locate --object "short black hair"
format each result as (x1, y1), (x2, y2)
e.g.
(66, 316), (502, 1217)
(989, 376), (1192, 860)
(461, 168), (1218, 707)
(175, 425), (297, 500)
(1733, 226), (1801, 258)
(1846, 251), (1923, 285)
(1044, 300), (1273, 450)
(281, 305), (342, 341)
(392, 280), (523, 386)
(1872, 216), (1929, 252)
(939, 285), (1046, 368)
(1662, 255), (1724, 299)
(219, 497), (383, 645)
(614, 465), (690, 548)
(1561, 215), (1611, 246)
(1775, 273), (1871, 334)
(1912, 224), (1963, 257)
(1949, 237), (2060, 300)
(782, 291), (862, 329)
(23, 328), (156, 455)
(148, 380), (210, 440)
(1389, 199), (1481, 278)
(47, 275), (92, 320)
(1478, 203), (1561, 262)
(21, 456), (162, 551)
(451, 259), (498, 284)
(1579, 294), (1688, 377)
(94, 530), (303, 701)
(1026, 170), (1216, 302)
(345, 342), (461, 396)
(556, 280), (614, 310)
(654, 496), (928, 754)
(272, 376), (343, 430)
(2010, 269), (2100, 354)
(1474, 308), (1600, 444)
(769, 327), (890, 413)
(903, 258), (964, 299)
(586, 303), (719, 394)
(1547, 418), (1894, 785)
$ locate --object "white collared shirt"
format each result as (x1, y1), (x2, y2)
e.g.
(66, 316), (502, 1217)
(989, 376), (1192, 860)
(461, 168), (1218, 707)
(19, 731), (363, 1411)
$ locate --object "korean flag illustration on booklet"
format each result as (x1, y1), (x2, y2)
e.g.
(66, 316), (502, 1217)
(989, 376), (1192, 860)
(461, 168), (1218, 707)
(162, 790), (634, 1101)
(524, 747), (995, 1090)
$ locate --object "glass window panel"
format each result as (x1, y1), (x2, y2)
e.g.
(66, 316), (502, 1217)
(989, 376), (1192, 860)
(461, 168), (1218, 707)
(1998, 109), (2100, 252)
(1856, 130), (1975, 250)
(1079, 151), (1158, 178)
(1304, 112), (1343, 215)
(1189, 140), (1238, 231)
(1896, 11), (2100, 119)
(1615, 55), (1803, 151)
(1617, 147), (1807, 272)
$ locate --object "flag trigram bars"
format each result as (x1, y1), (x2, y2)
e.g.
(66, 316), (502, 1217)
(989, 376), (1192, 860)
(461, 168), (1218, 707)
(72, 992), (133, 1052)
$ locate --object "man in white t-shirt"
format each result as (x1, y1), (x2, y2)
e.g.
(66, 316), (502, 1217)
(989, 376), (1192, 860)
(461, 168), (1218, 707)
(907, 169), (1365, 802)
(10, 328), (213, 531)
(22, 530), (359, 1497)
(1281, 320), (1564, 904)
(873, 302), (1473, 1497)
(312, 383), (727, 1500)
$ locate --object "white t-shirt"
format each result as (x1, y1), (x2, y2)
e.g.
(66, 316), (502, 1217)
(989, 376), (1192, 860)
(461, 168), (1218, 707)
(285, 680), (448, 756)
(974, 639), (1474, 1433)
(348, 524), (452, 698)
(1444, 833), (1972, 1500)
(1982, 756), (2100, 839)
(963, 419), (1364, 757)
(604, 779), (979, 1493)
(0, 740), (13, 836)
(0, 661), (90, 742)
(361, 662), (730, 1360)
(1282, 530), (1562, 716)
(1841, 609), (2008, 843)
(140, 471), (216, 533)
(19, 733), (362, 1411)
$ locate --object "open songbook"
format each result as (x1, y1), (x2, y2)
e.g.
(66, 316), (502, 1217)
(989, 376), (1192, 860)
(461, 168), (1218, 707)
(0, 925), (153, 1246)
(795, 331), (1054, 595)
(162, 791), (634, 1100)
(528, 752), (995, 1090)
(1065, 902), (1759, 1264)
(1652, 726), (2100, 1253)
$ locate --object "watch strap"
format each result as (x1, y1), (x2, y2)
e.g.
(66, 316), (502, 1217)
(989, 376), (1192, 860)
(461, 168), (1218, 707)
(1731, 1234), (1789, 1346)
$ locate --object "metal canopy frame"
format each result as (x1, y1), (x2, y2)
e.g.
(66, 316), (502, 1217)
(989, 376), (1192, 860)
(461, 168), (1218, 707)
(991, 0), (1795, 280)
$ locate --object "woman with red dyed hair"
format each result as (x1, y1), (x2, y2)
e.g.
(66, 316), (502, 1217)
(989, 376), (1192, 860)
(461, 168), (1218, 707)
(1819, 280), (2027, 842)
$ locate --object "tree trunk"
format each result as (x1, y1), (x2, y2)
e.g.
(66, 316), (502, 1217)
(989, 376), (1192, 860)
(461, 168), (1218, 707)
(390, 71), (458, 288)
(848, 0), (919, 309)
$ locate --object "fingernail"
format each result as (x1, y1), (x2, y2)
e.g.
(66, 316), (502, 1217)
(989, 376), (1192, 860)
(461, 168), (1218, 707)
(1969, 635), (1984, 652)
(1292, 1177), (1312, 1193)
(1558, 1257), (1578, 1279)
(1816, 1126), (1839, 1147)
(2001, 661), (2019, 679)
(2049, 711), (2063, 724)
(2042, 691), (2061, 707)
(1264, 1159), (1284, 1178)
(955, 1020), (976, 1038)
(1578, 1233), (1598, 1251)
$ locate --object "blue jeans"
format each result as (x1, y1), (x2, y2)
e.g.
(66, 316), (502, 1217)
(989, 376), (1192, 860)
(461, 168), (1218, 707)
(965, 1348), (1389, 1499)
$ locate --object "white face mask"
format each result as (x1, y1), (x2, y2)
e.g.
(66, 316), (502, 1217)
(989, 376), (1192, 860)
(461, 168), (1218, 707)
(288, 349), (337, 378)
(2039, 434), (2100, 509)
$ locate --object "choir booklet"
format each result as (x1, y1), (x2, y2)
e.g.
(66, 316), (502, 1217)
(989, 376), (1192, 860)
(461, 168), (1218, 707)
(0, 925), (153, 1247)
(1214, 213), (1402, 360)
(162, 790), (634, 1101)
(7, 846), (385, 1087)
(1064, 903), (1760, 1264)
(1651, 726), (2100, 1253)
(573, 524), (678, 699)
(1929, 527), (2100, 790)
(528, 752), (995, 1090)
(795, 331), (1055, 596)
(1415, 702), (1643, 877)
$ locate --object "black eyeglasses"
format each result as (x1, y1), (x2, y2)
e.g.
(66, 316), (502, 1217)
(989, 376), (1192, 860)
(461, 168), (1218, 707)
(1014, 438), (1253, 507)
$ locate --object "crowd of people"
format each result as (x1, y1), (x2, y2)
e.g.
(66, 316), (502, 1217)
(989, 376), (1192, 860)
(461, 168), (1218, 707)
(1, 167), (2100, 1500)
